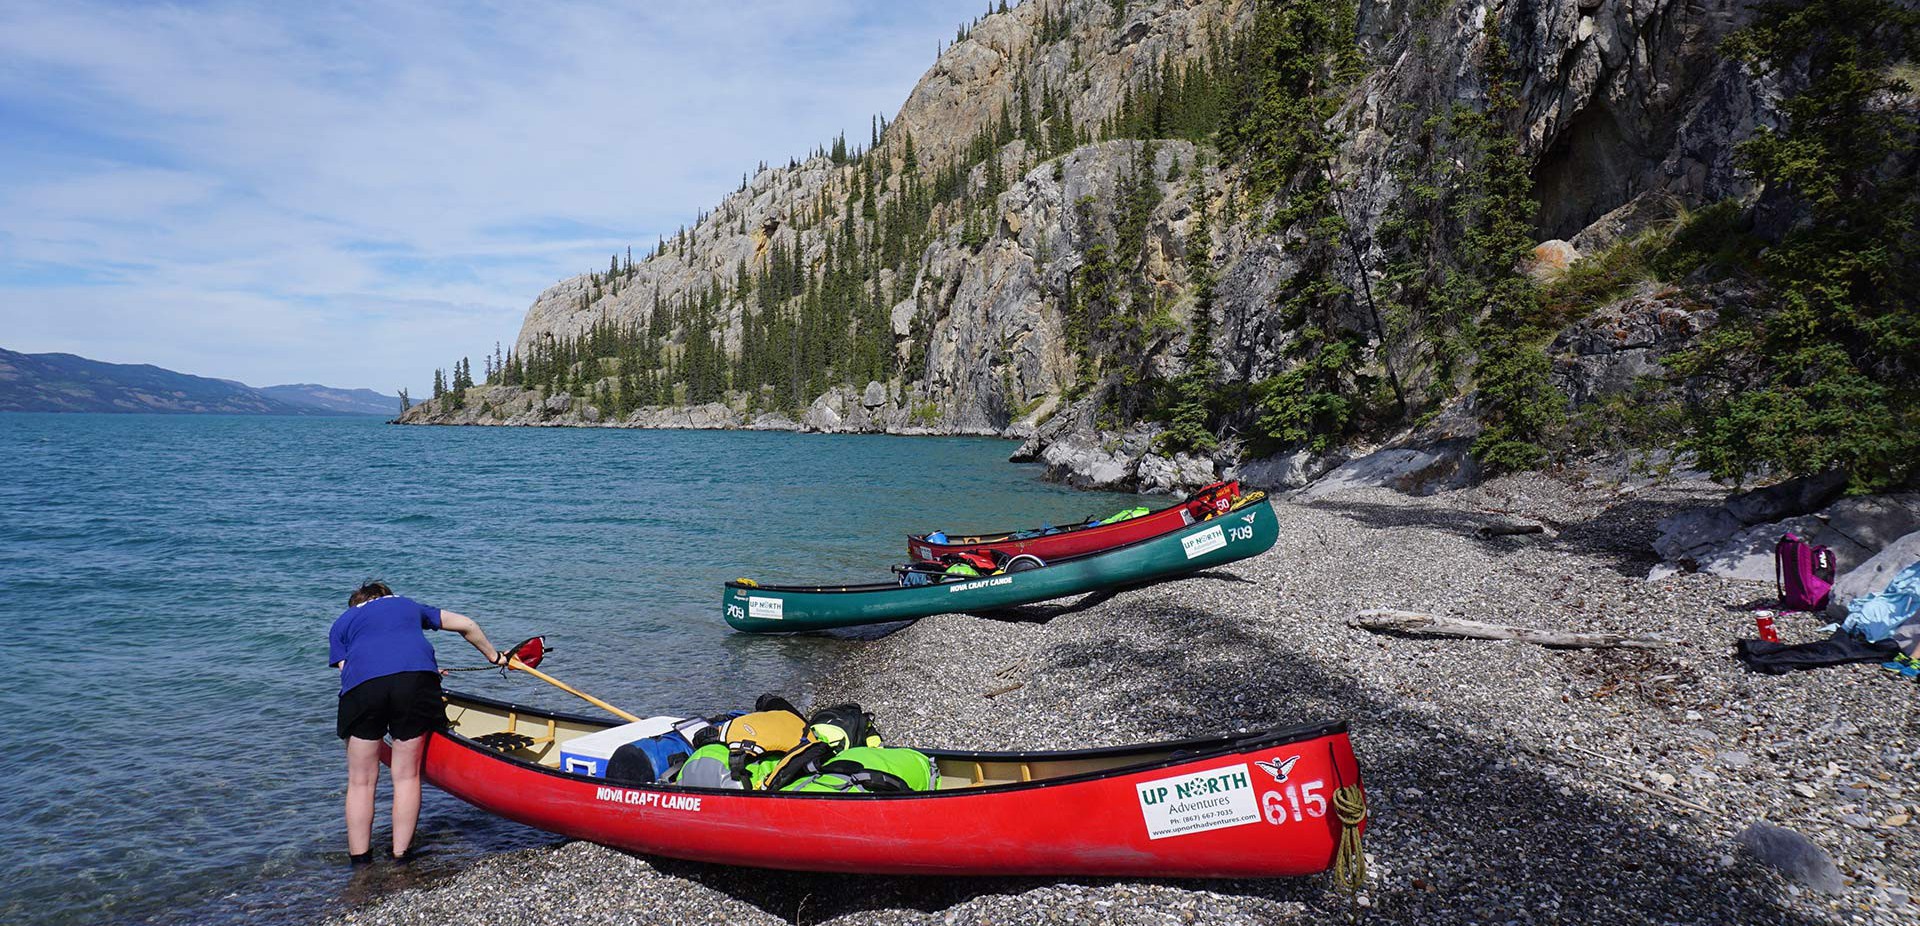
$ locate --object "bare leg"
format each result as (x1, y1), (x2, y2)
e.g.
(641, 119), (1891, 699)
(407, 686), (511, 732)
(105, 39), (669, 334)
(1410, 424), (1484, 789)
(388, 734), (427, 857)
(344, 737), (383, 856)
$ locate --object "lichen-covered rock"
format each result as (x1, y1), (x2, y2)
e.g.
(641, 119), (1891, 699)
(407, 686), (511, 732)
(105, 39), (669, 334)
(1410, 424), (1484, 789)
(1525, 240), (1581, 280)
(1549, 294), (1716, 408)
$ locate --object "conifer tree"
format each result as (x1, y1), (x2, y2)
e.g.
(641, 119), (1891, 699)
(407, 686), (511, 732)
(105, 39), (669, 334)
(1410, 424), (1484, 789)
(1219, 0), (1369, 452)
(1668, 0), (1918, 488)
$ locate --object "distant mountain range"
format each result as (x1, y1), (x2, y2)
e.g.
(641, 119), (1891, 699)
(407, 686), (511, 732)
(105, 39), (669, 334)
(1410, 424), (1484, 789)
(0, 348), (402, 416)
(254, 384), (404, 417)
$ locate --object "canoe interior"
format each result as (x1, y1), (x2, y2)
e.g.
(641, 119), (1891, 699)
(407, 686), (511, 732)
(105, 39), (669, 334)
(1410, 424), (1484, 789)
(441, 690), (1325, 794)
(744, 492), (1270, 594)
(914, 508), (1131, 546)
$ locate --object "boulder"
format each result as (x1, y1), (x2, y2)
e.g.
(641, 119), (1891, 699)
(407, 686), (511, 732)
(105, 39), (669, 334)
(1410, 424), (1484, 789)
(685, 403), (737, 429)
(803, 394), (844, 431)
(1820, 493), (1920, 551)
(1232, 450), (1342, 492)
(1137, 452), (1217, 496)
(889, 299), (916, 338)
(580, 404), (602, 424)
(1736, 822), (1843, 894)
(1651, 470), (1850, 565)
(1525, 240), (1580, 280)
(861, 381), (888, 410)
(1029, 430), (1133, 490)
(1652, 508), (1747, 563)
(1299, 442), (1476, 499)
(1724, 471), (1848, 525)
(748, 412), (801, 431)
(1827, 529), (1920, 619)
(1653, 491), (1920, 581)
(542, 393), (572, 415)
(1687, 515), (1859, 582)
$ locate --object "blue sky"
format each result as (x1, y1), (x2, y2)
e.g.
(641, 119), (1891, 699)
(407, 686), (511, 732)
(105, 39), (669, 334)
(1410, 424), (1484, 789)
(0, 0), (978, 393)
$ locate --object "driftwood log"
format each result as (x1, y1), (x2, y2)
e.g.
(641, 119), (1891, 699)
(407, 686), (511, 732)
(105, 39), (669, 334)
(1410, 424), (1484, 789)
(1350, 609), (1670, 649)
(1478, 518), (1548, 537)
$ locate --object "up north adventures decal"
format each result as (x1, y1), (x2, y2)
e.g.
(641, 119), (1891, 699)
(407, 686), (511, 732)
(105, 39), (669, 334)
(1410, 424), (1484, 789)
(1181, 525), (1227, 559)
(1135, 764), (1259, 839)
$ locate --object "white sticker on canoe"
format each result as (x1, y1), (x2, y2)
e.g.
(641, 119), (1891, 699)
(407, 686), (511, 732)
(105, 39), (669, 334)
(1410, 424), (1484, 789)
(1136, 763), (1260, 840)
(747, 596), (784, 620)
(1181, 525), (1227, 559)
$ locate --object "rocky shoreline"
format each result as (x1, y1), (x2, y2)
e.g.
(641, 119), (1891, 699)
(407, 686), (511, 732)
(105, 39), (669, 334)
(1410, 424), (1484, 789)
(395, 384), (1506, 499)
(332, 474), (1917, 926)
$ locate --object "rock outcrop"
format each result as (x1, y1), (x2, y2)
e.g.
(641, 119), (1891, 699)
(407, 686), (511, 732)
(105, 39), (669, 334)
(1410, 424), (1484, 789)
(404, 0), (1778, 497)
(1649, 475), (1920, 583)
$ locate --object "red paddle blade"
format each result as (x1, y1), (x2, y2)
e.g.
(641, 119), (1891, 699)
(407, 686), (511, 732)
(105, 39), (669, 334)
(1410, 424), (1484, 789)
(510, 635), (547, 669)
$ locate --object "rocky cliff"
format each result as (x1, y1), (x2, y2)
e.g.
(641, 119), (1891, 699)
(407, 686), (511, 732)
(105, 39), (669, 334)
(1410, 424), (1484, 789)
(401, 0), (1796, 495)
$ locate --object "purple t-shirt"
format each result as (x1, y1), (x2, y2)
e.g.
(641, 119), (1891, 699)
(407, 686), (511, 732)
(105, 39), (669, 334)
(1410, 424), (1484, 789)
(329, 595), (443, 694)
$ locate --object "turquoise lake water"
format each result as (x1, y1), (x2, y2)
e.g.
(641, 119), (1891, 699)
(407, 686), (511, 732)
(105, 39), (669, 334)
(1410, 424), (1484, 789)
(0, 414), (1150, 926)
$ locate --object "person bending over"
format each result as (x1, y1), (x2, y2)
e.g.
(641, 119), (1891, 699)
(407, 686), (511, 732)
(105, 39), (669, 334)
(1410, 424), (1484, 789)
(328, 580), (502, 864)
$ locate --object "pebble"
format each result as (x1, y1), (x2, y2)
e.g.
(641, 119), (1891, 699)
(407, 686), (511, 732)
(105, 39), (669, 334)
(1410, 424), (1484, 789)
(328, 475), (1920, 926)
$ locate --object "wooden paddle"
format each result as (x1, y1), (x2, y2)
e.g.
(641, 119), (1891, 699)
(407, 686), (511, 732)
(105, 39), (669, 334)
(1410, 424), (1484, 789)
(494, 637), (642, 723)
(503, 656), (641, 722)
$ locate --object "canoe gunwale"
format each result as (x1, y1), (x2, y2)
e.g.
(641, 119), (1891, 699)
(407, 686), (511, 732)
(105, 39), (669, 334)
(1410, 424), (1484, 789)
(440, 688), (1348, 801)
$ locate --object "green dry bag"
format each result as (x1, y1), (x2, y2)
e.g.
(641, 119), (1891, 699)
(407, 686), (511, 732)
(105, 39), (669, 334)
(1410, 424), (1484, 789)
(780, 746), (938, 794)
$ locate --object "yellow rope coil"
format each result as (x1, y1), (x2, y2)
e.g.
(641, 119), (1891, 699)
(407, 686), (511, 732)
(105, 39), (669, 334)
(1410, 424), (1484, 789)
(1331, 785), (1369, 894)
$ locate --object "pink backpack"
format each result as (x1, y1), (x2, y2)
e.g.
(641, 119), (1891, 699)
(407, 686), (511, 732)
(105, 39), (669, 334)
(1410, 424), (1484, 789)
(1774, 533), (1837, 612)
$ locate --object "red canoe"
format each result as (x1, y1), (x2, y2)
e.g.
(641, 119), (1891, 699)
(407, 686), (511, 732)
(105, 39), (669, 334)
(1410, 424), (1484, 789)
(396, 690), (1368, 879)
(908, 481), (1244, 564)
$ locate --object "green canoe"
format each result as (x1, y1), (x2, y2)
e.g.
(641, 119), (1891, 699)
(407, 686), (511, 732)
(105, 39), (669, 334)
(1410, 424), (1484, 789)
(723, 496), (1279, 633)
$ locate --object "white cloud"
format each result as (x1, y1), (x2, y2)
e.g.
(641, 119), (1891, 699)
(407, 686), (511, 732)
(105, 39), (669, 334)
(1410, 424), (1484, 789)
(0, 0), (972, 390)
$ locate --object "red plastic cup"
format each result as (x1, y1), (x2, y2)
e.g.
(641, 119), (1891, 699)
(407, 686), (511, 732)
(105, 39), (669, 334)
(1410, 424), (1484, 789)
(1756, 614), (1780, 643)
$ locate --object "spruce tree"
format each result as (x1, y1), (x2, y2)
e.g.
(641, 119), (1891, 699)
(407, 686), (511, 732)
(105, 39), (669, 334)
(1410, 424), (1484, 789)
(1460, 28), (1565, 473)
(1668, 0), (1918, 489)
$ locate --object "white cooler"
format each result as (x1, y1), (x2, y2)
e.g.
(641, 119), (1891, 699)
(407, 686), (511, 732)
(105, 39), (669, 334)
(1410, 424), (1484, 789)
(558, 716), (684, 778)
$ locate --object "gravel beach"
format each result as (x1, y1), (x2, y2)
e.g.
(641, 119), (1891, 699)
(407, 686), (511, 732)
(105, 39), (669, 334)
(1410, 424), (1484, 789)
(334, 475), (1918, 925)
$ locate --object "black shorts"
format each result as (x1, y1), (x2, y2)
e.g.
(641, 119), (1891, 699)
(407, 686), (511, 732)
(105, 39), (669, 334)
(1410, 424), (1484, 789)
(337, 671), (447, 741)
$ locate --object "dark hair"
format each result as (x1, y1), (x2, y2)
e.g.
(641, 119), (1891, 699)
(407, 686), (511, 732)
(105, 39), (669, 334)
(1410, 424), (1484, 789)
(348, 580), (394, 608)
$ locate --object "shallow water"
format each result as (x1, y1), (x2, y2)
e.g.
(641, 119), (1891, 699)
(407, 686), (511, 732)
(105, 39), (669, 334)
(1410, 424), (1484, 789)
(0, 414), (1149, 926)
